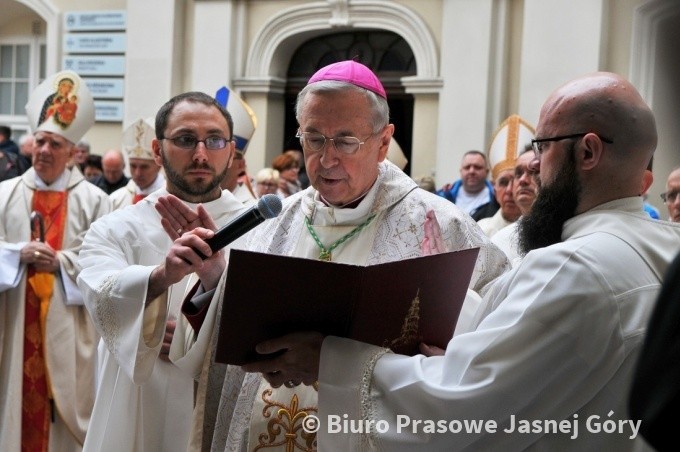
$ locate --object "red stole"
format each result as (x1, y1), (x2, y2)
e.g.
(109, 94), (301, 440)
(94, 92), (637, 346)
(132, 193), (146, 204)
(22, 190), (67, 452)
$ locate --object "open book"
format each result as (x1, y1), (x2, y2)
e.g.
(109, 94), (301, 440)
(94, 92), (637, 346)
(215, 247), (480, 365)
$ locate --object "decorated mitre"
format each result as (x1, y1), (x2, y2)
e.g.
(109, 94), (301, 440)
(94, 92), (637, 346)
(215, 86), (257, 154)
(387, 137), (408, 171)
(488, 114), (535, 181)
(25, 70), (95, 144)
(122, 117), (155, 160)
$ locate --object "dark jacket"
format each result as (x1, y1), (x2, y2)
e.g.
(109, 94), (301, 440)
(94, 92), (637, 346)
(90, 174), (130, 195)
(0, 149), (30, 181)
(629, 250), (680, 451)
(436, 179), (498, 221)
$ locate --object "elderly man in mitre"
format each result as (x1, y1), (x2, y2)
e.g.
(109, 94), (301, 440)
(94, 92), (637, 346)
(0, 70), (111, 451)
(110, 117), (165, 210)
(477, 114), (535, 237)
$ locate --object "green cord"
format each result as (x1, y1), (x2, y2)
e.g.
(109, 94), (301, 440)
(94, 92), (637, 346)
(304, 214), (376, 261)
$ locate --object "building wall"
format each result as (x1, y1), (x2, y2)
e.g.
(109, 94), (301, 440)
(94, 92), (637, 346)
(3, 0), (675, 213)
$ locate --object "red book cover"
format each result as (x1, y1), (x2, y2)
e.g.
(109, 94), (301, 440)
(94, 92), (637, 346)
(215, 247), (480, 365)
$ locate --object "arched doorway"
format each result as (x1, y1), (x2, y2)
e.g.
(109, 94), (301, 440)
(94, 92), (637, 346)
(282, 30), (416, 175)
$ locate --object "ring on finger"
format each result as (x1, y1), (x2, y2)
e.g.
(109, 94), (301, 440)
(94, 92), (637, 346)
(34, 251), (40, 258)
(177, 227), (183, 234)
(284, 380), (296, 388)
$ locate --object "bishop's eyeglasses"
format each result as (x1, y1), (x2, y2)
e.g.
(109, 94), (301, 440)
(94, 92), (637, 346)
(531, 133), (613, 155)
(296, 130), (374, 155)
(161, 135), (232, 151)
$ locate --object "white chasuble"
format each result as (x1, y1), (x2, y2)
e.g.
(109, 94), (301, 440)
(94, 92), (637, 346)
(186, 161), (509, 452)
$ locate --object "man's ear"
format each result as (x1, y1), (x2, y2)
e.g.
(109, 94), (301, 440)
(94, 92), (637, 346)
(640, 169), (654, 195)
(226, 141), (236, 168)
(152, 138), (163, 166)
(579, 133), (605, 171)
(67, 142), (76, 160)
(377, 124), (395, 162)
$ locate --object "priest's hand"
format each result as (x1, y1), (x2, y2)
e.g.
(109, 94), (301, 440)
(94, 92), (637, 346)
(242, 332), (325, 388)
(156, 197), (225, 288)
(419, 342), (445, 356)
(147, 227), (225, 303)
(159, 319), (175, 362)
(156, 194), (212, 240)
(421, 209), (447, 255)
(21, 241), (59, 273)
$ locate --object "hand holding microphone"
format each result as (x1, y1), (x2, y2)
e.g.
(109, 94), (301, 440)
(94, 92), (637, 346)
(195, 194), (283, 259)
(183, 194), (282, 312)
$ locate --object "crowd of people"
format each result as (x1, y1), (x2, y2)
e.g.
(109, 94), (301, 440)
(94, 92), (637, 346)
(1, 60), (679, 452)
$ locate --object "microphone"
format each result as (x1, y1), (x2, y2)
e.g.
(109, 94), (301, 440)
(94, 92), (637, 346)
(196, 194), (282, 259)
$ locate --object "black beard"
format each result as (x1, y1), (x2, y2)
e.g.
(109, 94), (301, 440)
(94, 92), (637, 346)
(518, 151), (581, 255)
(162, 150), (228, 197)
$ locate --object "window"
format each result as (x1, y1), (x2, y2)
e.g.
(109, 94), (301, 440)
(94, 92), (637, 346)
(0, 41), (45, 117)
(0, 44), (29, 115)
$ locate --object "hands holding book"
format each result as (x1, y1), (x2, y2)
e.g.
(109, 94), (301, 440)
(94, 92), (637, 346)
(242, 332), (325, 388)
(242, 209), (449, 387)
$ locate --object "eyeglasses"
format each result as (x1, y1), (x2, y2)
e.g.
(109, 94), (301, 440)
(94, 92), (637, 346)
(661, 190), (679, 204)
(531, 133), (613, 155)
(161, 135), (231, 151)
(296, 130), (375, 155)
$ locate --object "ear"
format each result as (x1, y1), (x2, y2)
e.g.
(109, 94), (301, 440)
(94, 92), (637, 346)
(376, 124), (395, 162)
(226, 141), (236, 168)
(579, 133), (605, 171)
(640, 169), (654, 195)
(66, 142), (76, 160)
(151, 138), (163, 166)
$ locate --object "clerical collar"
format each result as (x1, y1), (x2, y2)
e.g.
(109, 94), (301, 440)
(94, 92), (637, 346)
(318, 183), (375, 209)
(35, 168), (71, 191)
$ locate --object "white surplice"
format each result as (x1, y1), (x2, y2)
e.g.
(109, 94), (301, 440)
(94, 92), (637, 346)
(477, 208), (514, 237)
(77, 189), (247, 452)
(319, 198), (680, 451)
(109, 173), (166, 210)
(232, 182), (258, 207)
(0, 168), (112, 451)
(491, 220), (522, 266)
(180, 161), (510, 451)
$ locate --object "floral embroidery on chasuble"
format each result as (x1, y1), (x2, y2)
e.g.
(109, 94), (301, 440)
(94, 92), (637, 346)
(23, 190), (67, 451)
(249, 383), (319, 451)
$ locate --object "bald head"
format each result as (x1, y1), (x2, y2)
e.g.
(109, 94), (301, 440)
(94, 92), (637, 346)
(536, 72), (657, 211)
(102, 149), (126, 184)
(543, 72), (656, 162)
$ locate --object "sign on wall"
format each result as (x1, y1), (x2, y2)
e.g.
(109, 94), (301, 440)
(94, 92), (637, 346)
(63, 10), (126, 122)
(64, 11), (127, 32)
(84, 78), (125, 99)
(64, 33), (126, 54)
(94, 101), (124, 122)
(63, 56), (125, 76)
